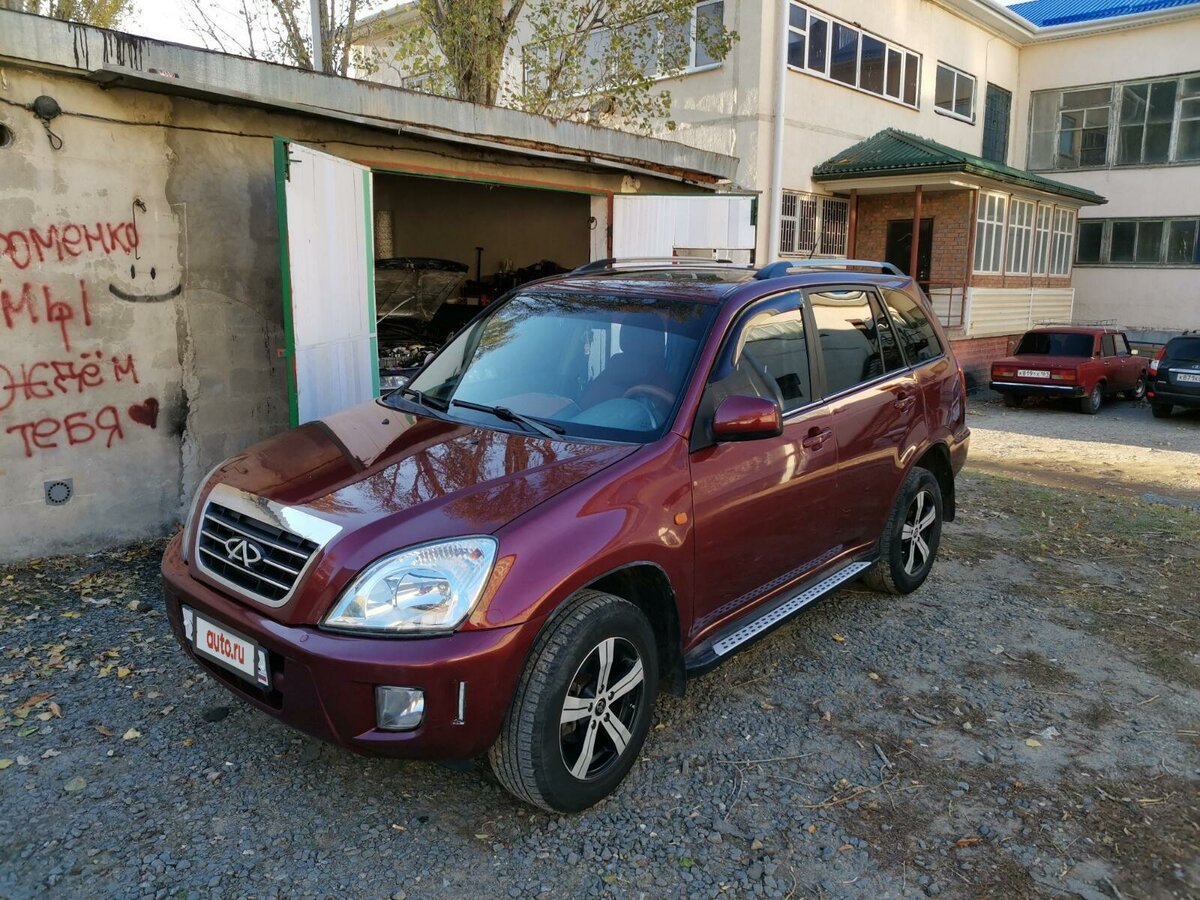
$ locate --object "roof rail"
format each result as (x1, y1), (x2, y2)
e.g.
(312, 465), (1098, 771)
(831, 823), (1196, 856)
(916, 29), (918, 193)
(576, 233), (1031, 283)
(571, 256), (741, 275)
(1032, 319), (1118, 327)
(754, 259), (905, 280)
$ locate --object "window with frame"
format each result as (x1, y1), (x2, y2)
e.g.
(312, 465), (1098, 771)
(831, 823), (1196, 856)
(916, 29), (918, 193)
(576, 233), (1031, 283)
(1073, 217), (1200, 266)
(1050, 208), (1076, 276)
(787, 3), (919, 107)
(1029, 73), (1200, 171)
(1032, 204), (1053, 275)
(935, 63), (975, 122)
(700, 292), (811, 430)
(974, 193), (1007, 274)
(779, 190), (849, 256)
(809, 289), (893, 394)
(880, 289), (944, 364)
(1005, 198), (1035, 274)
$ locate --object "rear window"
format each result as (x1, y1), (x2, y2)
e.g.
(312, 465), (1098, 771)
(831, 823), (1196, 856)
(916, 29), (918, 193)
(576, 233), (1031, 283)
(1015, 332), (1094, 357)
(1166, 337), (1200, 361)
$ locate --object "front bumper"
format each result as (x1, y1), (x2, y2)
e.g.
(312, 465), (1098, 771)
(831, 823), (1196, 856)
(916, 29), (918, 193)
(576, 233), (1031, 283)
(161, 535), (534, 759)
(990, 380), (1085, 398)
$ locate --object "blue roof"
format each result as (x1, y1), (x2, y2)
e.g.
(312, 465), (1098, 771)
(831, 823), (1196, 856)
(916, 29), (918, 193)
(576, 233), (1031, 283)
(1008, 0), (1200, 26)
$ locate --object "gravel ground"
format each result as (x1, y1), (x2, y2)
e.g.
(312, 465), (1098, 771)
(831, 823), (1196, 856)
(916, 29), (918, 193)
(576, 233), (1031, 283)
(1, 404), (1198, 899)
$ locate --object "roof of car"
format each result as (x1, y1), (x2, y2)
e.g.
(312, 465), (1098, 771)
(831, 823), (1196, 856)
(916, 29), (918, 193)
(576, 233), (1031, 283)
(1024, 325), (1121, 335)
(531, 265), (914, 305)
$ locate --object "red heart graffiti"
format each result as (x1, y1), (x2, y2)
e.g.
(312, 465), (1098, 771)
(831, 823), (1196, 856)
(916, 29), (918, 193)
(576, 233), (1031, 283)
(127, 398), (160, 429)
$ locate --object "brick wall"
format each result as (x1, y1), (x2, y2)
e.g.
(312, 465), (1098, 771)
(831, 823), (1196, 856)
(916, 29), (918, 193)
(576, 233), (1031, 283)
(949, 334), (1019, 390)
(854, 190), (1075, 291)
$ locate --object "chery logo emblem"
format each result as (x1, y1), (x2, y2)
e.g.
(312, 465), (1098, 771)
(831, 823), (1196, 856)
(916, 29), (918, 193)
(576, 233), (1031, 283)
(224, 537), (264, 567)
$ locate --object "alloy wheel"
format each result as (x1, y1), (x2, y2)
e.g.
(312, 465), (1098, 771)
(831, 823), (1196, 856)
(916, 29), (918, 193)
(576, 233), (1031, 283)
(901, 490), (937, 576)
(1132, 376), (1146, 400)
(559, 637), (645, 781)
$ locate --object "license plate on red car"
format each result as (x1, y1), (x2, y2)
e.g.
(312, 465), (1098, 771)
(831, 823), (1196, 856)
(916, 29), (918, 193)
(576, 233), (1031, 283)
(185, 606), (270, 689)
(1017, 368), (1050, 379)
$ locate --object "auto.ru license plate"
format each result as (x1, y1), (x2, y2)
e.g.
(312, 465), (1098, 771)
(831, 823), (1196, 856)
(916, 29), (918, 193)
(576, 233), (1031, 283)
(186, 606), (270, 689)
(1175, 372), (1200, 384)
(1017, 369), (1050, 379)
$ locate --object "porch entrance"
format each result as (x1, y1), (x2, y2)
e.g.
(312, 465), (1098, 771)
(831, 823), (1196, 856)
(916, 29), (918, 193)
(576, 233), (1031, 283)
(885, 217), (933, 286)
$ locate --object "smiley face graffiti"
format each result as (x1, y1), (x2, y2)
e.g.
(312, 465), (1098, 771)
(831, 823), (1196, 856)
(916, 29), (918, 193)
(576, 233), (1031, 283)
(108, 261), (181, 303)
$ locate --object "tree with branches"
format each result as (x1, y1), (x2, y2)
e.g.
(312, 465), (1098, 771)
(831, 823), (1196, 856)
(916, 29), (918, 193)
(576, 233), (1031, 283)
(184, 0), (386, 76)
(1, 0), (133, 28)
(379, 0), (736, 133)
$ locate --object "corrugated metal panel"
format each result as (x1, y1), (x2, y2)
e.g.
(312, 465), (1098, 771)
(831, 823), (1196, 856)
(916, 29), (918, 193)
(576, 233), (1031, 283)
(283, 143), (377, 424)
(612, 196), (756, 257)
(1009, 0), (1200, 27)
(967, 288), (1074, 337)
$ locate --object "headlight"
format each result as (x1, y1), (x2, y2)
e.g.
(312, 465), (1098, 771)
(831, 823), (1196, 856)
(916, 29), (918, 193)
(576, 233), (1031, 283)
(323, 537), (497, 634)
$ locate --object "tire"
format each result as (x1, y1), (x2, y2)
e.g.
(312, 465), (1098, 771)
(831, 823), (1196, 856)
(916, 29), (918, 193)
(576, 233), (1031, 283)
(1151, 403), (1173, 419)
(1001, 393), (1023, 409)
(489, 590), (658, 813)
(863, 467), (944, 595)
(1079, 383), (1102, 415)
(1123, 375), (1147, 401)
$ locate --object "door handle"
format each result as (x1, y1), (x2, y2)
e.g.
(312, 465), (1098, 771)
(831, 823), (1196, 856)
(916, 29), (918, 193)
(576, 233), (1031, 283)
(802, 427), (832, 450)
(894, 393), (917, 412)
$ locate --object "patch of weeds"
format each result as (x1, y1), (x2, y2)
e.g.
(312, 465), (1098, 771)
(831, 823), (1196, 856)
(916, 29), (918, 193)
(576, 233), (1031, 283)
(1141, 648), (1200, 691)
(1013, 652), (1077, 688)
(1078, 700), (1119, 730)
(1061, 775), (1200, 895)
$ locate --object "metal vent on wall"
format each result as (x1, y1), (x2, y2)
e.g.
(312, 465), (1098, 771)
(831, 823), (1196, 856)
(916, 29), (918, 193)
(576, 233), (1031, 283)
(44, 479), (74, 506)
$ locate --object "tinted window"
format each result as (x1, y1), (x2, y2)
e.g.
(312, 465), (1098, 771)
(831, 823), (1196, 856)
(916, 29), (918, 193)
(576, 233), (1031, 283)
(1166, 337), (1200, 360)
(1015, 332), (1095, 357)
(881, 288), (944, 363)
(704, 294), (811, 415)
(810, 289), (888, 394)
(1101, 333), (1116, 356)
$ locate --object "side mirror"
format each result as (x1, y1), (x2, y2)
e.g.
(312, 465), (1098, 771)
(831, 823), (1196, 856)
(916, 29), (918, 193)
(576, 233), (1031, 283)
(712, 395), (782, 442)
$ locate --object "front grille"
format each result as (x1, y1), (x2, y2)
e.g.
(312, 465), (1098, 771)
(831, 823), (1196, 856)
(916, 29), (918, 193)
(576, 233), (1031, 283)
(196, 502), (319, 604)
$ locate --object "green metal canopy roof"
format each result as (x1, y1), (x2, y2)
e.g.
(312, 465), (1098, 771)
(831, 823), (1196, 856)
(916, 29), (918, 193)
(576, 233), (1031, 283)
(812, 129), (1106, 205)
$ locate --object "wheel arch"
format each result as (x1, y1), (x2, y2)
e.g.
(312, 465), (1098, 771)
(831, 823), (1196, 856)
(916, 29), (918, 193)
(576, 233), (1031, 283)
(913, 441), (956, 522)
(585, 562), (686, 697)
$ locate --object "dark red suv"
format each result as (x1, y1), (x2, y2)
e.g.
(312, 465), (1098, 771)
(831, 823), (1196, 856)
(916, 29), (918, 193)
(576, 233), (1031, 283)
(162, 259), (969, 811)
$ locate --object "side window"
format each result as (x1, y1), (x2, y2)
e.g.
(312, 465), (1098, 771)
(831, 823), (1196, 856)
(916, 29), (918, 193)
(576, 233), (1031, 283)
(1117, 333), (1132, 356)
(809, 288), (890, 395)
(880, 288), (945, 363)
(697, 293), (812, 443)
(1101, 333), (1116, 357)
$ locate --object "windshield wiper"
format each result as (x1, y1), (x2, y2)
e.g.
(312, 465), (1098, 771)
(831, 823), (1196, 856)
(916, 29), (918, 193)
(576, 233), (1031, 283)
(450, 399), (565, 439)
(398, 387), (449, 413)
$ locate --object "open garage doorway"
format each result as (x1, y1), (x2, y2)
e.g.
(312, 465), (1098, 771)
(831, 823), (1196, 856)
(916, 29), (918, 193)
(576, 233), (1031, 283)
(370, 171), (600, 389)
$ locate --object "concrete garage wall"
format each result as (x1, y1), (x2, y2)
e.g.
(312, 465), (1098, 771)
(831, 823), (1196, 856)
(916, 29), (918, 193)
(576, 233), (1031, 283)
(0, 14), (720, 562)
(374, 175), (592, 275)
(0, 69), (287, 561)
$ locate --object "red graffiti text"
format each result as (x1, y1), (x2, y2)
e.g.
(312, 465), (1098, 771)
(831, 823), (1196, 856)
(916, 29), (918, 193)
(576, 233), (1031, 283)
(1, 280), (93, 353)
(0, 352), (141, 414)
(5, 405), (126, 458)
(0, 220), (139, 270)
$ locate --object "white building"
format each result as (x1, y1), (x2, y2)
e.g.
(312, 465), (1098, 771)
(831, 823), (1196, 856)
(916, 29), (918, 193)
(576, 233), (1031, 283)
(358, 0), (1200, 358)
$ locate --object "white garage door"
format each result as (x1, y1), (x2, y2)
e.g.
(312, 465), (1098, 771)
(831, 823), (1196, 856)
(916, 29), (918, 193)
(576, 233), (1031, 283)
(275, 139), (378, 425)
(611, 195), (756, 259)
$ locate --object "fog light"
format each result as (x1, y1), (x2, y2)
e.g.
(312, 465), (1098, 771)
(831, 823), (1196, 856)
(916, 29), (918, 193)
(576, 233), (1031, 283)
(375, 686), (424, 731)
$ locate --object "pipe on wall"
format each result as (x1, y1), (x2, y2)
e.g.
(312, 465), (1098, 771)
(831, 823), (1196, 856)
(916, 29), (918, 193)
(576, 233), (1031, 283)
(766, 0), (789, 264)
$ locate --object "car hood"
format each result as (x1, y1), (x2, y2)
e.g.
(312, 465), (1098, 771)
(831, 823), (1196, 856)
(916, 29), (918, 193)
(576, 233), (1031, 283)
(199, 401), (635, 623)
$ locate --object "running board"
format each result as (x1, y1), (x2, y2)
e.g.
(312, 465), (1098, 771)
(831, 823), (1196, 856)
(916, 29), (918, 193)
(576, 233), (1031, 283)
(685, 560), (872, 674)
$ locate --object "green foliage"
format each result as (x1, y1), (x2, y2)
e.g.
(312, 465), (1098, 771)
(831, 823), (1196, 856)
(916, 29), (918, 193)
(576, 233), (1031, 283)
(381, 0), (736, 132)
(8, 0), (133, 28)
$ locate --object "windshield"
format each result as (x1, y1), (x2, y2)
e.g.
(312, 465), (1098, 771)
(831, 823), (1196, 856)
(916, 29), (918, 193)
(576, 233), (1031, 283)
(1015, 332), (1095, 357)
(390, 291), (718, 442)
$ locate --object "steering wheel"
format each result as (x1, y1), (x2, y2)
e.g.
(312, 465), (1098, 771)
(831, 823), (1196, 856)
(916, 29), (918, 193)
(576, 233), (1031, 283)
(622, 384), (675, 427)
